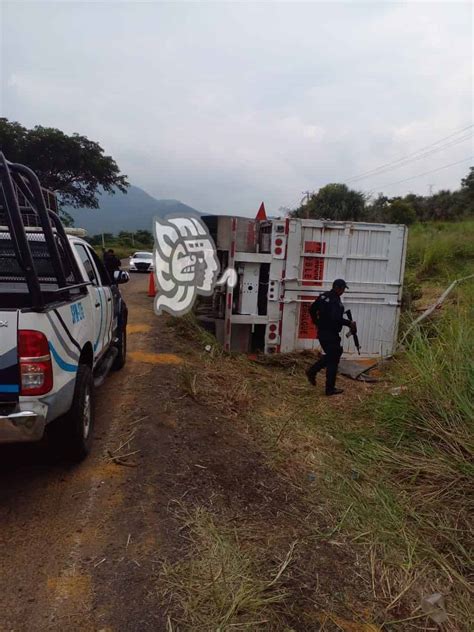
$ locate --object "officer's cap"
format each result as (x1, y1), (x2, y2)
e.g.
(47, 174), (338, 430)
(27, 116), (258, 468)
(333, 278), (349, 290)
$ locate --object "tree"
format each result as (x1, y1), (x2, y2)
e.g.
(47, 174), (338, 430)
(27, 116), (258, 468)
(85, 233), (114, 247)
(114, 230), (154, 248)
(403, 193), (427, 221)
(364, 193), (390, 222)
(423, 189), (466, 221)
(117, 231), (134, 246)
(291, 183), (366, 221)
(0, 118), (129, 212)
(460, 166), (474, 215)
(461, 166), (474, 195)
(386, 199), (416, 225)
(134, 229), (154, 246)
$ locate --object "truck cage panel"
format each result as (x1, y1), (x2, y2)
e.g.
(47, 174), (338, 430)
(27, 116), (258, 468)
(0, 153), (88, 310)
(200, 214), (408, 358)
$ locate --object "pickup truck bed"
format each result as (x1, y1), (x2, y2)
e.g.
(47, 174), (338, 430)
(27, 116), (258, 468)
(0, 154), (129, 461)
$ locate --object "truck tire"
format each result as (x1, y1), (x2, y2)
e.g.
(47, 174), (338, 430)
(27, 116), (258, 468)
(112, 316), (127, 370)
(47, 364), (94, 462)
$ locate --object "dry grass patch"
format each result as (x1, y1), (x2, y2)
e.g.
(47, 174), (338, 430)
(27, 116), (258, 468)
(168, 285), (473, 629)
(175, 343), (473, 628)
(178, 354), (260, 417)
(159, 506), (296, 631)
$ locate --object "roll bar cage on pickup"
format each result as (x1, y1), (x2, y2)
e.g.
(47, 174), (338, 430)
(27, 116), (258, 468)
(0, 153), (89, 311)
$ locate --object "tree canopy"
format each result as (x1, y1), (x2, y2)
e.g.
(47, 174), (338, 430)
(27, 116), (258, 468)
(291, 167), (473, 224)
(291, 183), (366, 221)
(0, 118), (129, 210)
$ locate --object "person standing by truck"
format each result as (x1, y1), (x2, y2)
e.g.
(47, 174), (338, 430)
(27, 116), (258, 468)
(103, 248), (122, 281)
(306, 279), (357, 396)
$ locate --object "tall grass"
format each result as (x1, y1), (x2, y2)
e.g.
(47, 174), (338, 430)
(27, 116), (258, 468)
(333, 285), (474, 627)
(379, 291), (473, 544)
(406, 220), (474, 280)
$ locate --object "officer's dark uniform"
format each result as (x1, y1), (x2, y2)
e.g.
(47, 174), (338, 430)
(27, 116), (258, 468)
(307, 282), (352, 395)
(103, 251), (121, 281)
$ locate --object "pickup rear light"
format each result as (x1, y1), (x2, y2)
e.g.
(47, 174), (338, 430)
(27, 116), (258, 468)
(18, 330), (53, 396)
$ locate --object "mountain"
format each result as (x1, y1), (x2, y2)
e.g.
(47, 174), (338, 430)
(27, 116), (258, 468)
(66, 185), (202, 235)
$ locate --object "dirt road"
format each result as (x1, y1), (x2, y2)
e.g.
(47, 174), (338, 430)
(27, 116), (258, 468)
(0, 275), (187, 630)
(1, 275), (381, 632)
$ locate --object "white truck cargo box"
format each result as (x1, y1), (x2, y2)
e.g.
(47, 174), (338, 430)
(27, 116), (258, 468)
(276, 220), (407, 357)
(201, 216), (408, 358)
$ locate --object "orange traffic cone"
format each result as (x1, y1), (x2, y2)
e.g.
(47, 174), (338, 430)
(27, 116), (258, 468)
(148, 272), (156, 297)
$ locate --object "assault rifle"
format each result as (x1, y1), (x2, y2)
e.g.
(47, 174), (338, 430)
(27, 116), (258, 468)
(345, 309), (360, 354)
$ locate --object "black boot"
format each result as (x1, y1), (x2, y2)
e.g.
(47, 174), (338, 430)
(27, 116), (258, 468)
(305, 369), (316, 386)
(326, 388), (344, 396)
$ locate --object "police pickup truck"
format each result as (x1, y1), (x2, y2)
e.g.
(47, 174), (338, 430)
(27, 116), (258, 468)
(0, 154), (128, 461)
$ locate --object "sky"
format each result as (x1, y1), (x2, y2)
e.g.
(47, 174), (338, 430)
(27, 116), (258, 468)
(1, 1), (473, 215)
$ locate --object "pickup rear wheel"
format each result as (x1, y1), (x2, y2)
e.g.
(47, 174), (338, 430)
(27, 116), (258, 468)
(112, 316), (127, 370)
(47, 364), (94, 462)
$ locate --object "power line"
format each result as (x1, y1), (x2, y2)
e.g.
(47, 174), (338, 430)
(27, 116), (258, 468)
(348, 133), (472, 183)
(367, 156), (473, 194)
(348, 131), (473, 183)
(345, 123), (474, 183)
(347, 123), (473, 182)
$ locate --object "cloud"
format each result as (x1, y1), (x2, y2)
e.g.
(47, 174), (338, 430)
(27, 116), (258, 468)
(1, 1), (472, 214)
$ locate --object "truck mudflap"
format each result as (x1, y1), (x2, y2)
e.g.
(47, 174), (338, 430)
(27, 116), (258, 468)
(0, 311), (20, 403)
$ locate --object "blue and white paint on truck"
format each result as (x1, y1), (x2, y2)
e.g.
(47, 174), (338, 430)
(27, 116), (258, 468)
(0, 233), (126, 446)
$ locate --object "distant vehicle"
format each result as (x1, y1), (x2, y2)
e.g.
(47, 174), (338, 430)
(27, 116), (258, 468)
(0, 154), (129, 461)
(129, 251), (154, 273)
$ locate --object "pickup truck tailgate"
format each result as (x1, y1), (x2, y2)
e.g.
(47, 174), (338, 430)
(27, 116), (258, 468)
(0, 311), (20, 402)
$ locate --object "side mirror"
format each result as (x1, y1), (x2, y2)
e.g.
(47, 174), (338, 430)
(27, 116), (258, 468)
(114, 270), (130, 284)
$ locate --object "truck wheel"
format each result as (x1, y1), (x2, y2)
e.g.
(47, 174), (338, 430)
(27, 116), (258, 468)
(112, 318), (127, 370)
(47, 364), (94, 462)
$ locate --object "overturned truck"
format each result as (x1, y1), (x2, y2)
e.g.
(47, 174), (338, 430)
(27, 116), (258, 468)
(200, 215), (408, 358)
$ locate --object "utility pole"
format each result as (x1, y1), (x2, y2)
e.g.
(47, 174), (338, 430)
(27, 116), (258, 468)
(301, 191), (312, 205)
(301, 191), (313, 219)
(428, 184), (434, 196)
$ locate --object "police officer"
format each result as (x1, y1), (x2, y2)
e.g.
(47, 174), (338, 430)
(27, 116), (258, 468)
(103, 249), (121, 281)
(306, 279), (356, 396)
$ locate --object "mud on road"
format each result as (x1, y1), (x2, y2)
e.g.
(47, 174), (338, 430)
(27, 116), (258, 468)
(1, 274), (378, 632)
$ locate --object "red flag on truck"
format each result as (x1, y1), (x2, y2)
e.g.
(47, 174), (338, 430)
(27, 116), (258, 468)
(256, 202), (267, 221)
